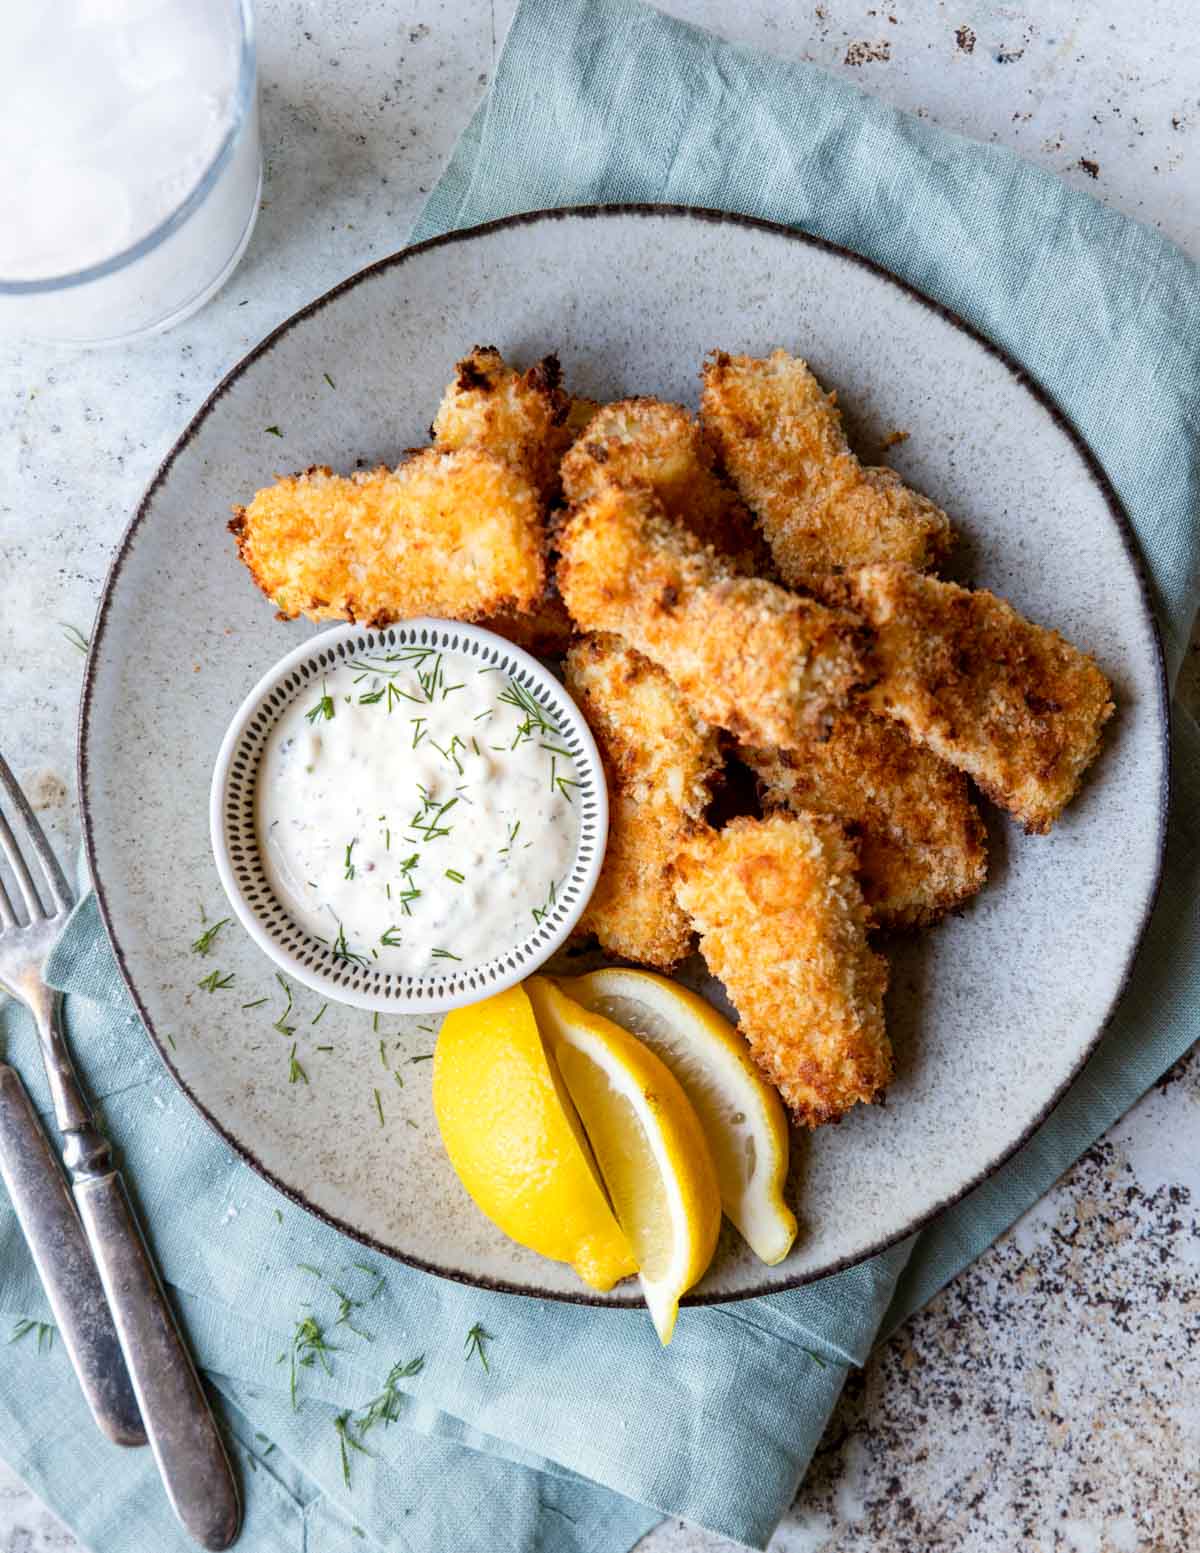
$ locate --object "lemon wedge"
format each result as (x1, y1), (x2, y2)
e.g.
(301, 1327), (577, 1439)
(433, 984), (635, 1291)
(526, 976), (721, 1343)
(560, 967), (797, 1266)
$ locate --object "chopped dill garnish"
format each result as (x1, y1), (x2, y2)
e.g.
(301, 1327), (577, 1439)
(373, 1088), (384, 1126)
(334, 1411), (370, 1487)
(288, 1044), (309, 1085)
(498, 820), (520, 857)
(380, 925), (404, 947)
(409, 1053), (434, 1064)
(10, 1319), (55, 1353)
(284, 1314), (338, 1409)
(311, 1003), (328, 1025)
(357, 1354), (424, 1433)
(197, 969), (235, 992)
(164, 1030), (177, 1050)
(274, 1210), (283, 1224)
(264, 424), (284, 437)
(444, 868), (465, 884)
(464, 1323), (493, 1371)
(499, 678), (559, 743)
(472, 708), (493, 722)
(409, 789), (458, 843)
(378, 1039), (388, 1068)
(189, 912), (228, 958)
(305, 682), (335, 724)
(532, 878), (559, 926)
(431, 948), (461, 962)
(393, 1071), (404, 1088)
(410, 718), (427, 748)
(804, 1347), (828, 1369)
(323, 372), (336, 389)
(315, 1044), (333, 1052)
(358, 686), (385, 706)
(59, 622), (91, 655)
(549, 754), (579, 803)
(331, 921), (369, 969)
(273, 974), (297, 1037)
(344, 840), (357, 880)
(242, 996), (268, 1010)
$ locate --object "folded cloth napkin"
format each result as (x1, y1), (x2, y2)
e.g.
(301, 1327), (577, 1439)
(2, 0), (1198, 1549)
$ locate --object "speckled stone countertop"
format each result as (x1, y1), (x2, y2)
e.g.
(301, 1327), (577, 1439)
(0, 2), (1196, 1550)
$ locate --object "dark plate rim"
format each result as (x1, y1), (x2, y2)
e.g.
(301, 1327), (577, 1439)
(78, 202), (1171, 1309)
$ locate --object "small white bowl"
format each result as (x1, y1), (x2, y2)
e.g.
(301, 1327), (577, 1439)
(210, 620), (608, 1013)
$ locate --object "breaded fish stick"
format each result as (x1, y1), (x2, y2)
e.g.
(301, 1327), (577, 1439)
(432, 345), (570, 499)
(744, 711), (987, 929)
(700, 349), (954, 586)
(556, 487), (866, 749)
(478, 586), (577, 659)
(841, 565), (1115, 833)
(565, 634), (722, 969)
(230, 448), (544, 626)
(674, 814), (891, 1126)
(561, 397), (769, 569)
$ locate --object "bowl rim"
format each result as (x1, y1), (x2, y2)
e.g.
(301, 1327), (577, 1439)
(208, 619), (609, 1013)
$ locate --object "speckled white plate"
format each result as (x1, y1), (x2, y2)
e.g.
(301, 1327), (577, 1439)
(80, 207), (1168, 1305)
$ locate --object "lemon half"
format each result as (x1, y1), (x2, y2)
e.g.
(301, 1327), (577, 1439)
(433, 983), (635, 1291)
(560, 968), (797, 1266)
(526, 976), (721, 1343)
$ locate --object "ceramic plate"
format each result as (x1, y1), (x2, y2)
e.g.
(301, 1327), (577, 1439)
(80, 207), (1168, 1304)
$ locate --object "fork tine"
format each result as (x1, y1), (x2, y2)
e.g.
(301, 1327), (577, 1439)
(0, 807), (46, 921)
(0, 871), (16, 930)
(0, 753), (73, 917)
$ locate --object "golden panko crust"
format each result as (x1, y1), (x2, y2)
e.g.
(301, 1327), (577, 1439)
(556, 486), (867, 750)
(560, 396), (771, 570)
(842, 564), (1115, 834)
(565, 633), (722, 969)
(700, 349), (954, 586)
(744, 710), (988, 928)
(479, 586), (578, 658)
(229, 448), (544, 626)
(673, 814), (892, 1127)
(432, 345), (571, 498)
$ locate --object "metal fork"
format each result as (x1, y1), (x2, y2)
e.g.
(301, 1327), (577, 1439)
(0, 752), (240, 1550)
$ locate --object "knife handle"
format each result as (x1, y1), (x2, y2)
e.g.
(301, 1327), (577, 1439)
(0, 1064), (145, 1447)
(65, 1119), (241, 1552)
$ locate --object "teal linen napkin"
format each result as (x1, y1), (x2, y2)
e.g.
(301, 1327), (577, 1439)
(2, 0), (1198, 1549)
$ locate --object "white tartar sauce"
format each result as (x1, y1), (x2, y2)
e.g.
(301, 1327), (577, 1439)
(255, 647), (582, 974)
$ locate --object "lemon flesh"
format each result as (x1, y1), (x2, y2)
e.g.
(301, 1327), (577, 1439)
(561, 968), (797, 1266)
(433, 983), (635, 1291)
(526, 976), (721, 1343)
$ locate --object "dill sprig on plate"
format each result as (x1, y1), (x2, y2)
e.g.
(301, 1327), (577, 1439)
(197, 969), (235, 993)
(191, 914), (232, 955)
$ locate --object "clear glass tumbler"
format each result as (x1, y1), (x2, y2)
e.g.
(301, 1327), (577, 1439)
(0, 0), (261, 346)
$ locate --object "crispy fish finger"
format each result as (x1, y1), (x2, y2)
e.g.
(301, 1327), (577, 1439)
(229, 448), (544, 626)
(565, 633), (722, 969)
(700, 349), (954, 586)
(840, 564), (1115, 834)
(432, 345), (570, 499)
(479, 586), (578, 658)
(674, 814), (891, 1126)
(561, 397), (769, 569)
(744, 710), (987, 928)
(556, 486), (866, 749)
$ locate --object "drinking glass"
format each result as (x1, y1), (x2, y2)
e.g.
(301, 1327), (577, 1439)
(0, 0), (261, 345)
